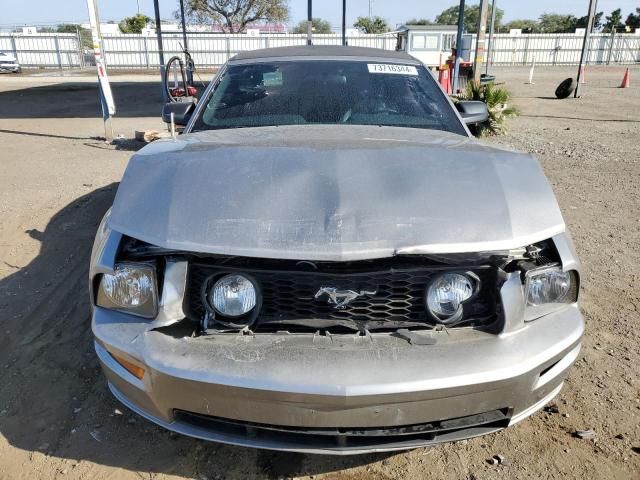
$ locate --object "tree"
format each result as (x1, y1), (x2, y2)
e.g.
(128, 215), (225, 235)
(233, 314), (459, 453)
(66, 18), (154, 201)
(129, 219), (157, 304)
(38, 26), (56, 33)
(353, 16), (389, 34)
(576, 11), (603, 31)
(119, 14), (151, 33)
(57, 24), (92, 48)
(627, 8), (640, 30)
(56, 23), (80, 33)
(183, 0), (288, 33)
(537, 13), (578, 33)
(504, 11), (604, 34)
(292, 17), (332, 34)
(461, 81), (518, 136)
(503, 19), (539, 33)
(435, 3), (504, 33)
(405, 18), (432, 26)
(603, 8), (624, 32)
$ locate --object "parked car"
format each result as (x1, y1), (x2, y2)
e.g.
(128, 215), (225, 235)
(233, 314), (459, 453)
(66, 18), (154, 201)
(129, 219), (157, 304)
(0, 51), (21, 73)
(90, 46), (584, 454)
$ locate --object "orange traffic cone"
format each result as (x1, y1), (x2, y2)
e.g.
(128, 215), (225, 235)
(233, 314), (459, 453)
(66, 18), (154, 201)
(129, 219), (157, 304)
(620, 68), (630, 88)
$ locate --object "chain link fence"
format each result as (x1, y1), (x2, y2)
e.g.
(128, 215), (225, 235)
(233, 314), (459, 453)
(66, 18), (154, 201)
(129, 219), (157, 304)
(1, 32), (638, 70)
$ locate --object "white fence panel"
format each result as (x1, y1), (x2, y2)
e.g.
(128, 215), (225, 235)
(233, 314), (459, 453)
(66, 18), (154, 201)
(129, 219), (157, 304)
(98, 33), (399, 68)
(489, 33), (640, 65)
(2, 31), (638, 69)
(0, 33), (81, 68)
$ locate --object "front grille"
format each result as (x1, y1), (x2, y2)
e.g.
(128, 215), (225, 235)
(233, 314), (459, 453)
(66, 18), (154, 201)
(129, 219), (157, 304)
(185, 260), (497, 330)
(173, 408), (511, 450)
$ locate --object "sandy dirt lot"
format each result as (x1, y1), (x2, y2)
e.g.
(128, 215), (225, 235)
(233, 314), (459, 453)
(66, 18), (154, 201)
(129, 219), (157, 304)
(0, 66), (638, 480)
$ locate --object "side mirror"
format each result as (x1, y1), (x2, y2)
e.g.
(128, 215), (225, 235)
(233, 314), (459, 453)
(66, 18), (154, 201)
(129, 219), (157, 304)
(456, 101), (489, 125)
(162, 101), (196, 126)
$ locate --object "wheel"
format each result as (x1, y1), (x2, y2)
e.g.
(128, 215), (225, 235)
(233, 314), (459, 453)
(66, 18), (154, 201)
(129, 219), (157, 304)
(555, 78), (576, 99)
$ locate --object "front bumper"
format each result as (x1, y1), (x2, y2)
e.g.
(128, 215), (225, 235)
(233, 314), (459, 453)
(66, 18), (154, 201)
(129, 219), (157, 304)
(93, 304), (584, 454)
(0, 63), (20, 73)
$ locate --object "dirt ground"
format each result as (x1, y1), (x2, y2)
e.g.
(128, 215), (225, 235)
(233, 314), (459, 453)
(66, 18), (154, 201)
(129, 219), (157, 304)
(0, 65), (638, 480)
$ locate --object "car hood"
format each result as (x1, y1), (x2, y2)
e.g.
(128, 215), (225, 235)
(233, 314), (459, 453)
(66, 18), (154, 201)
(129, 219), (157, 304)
(109, 125), (565, 261)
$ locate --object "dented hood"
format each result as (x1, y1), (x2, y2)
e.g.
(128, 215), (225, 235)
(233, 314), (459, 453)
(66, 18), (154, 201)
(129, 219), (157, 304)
(109, 125), (565, 261)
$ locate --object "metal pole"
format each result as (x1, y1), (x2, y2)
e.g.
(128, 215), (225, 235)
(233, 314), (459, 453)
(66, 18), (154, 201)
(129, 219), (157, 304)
(452, 0), (466, 93)
(153, 0), (167, 101)
(179, 0), (193, 85)
(54, 36), (63, 69)
(179, 0), (189, 52)
(143, 36), (150, 68)
(606, 27), (615, 65)
(526, 55), (536, 84)
(575, 0), (596, 97)
(307, 0), (312, 45)
(76, 24), (84, 69)
(137, 0), (141, 15)
(342, 0), (346, 46)
(473, 0), (489, 83)
(485, 0), (497, 75)
(86, 0), (115, 141)
(9, 34), (18, 65)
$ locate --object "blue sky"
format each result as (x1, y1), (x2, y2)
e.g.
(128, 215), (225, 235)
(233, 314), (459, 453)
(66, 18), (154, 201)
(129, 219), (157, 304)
(2, 0), (639, 28)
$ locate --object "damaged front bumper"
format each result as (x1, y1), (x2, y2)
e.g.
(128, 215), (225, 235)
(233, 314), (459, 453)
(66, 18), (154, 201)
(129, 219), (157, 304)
(93, 304), (583, 454)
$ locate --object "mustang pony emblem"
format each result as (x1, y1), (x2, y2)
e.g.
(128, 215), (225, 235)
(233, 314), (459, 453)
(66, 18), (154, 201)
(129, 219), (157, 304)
(314, 287), (377, 309)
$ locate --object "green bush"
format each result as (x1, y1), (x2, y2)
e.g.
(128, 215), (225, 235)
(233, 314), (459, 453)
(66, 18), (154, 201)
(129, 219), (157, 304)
(461, 82), (519, 136)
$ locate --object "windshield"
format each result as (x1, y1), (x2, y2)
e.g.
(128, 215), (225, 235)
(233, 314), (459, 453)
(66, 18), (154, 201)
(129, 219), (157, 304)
(191, 60), (466, 135)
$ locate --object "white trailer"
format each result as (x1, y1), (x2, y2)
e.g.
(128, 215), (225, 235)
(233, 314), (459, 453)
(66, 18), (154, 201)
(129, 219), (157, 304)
(396, 25), (459, 68)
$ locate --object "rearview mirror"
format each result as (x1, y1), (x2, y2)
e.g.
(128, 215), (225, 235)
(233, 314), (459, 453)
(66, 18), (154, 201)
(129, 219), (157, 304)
(162, 101), (196, 126)
(456, 101), (489, 125)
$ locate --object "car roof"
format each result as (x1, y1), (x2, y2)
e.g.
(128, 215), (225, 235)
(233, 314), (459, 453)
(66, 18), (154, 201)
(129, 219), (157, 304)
(229, 45), (419, 64)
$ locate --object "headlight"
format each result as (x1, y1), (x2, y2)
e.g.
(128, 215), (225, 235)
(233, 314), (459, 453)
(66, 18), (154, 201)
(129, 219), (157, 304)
(426, 272), (479, 324)
(208, 274), (257, 318)
(96, 263), (158, 318)
(524, 266), (578, 321)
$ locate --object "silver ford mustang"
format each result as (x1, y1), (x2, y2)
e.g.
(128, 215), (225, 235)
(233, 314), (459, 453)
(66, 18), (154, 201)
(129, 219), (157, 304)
(90, 46), (584, 454)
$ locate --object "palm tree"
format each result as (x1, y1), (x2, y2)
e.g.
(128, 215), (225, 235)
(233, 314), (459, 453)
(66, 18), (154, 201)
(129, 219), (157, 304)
(462, 82), (519, 136)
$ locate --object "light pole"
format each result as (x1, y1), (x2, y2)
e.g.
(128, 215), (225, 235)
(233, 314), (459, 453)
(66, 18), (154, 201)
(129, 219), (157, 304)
(473, 0), (489, 84)
(179, 0), (189, 53)
(153, 0), (166, 101)
(575, 0), (597, 97)
(307, 0), (312, 45)
(342, 0), (347, 46)
(86, 0), (115, 140)
(485, 0), (497, 76)
(452, 0), (465, 93)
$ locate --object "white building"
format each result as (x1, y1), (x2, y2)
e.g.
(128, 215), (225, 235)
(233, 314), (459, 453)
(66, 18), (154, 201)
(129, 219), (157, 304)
(80, 22), (121, 35)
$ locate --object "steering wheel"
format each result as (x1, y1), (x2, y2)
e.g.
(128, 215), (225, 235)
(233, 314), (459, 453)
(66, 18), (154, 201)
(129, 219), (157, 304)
(374, 101), (400, 115)
(351, 96), (400, 117)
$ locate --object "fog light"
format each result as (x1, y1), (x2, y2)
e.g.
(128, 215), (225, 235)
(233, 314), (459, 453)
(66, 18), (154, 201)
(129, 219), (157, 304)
(426, 273), (478, 324)
(209, 274), (257, 317)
